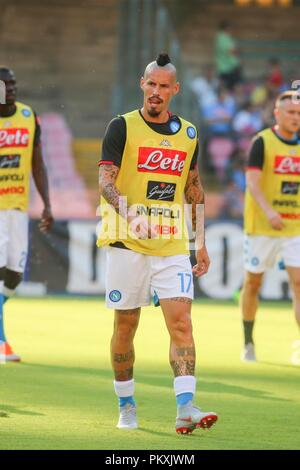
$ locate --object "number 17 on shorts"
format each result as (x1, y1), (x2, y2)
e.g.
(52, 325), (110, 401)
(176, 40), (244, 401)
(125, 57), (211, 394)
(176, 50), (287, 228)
(178, 272), (192, 294)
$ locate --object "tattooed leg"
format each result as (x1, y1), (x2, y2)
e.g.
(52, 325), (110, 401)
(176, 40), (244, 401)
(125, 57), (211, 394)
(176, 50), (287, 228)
(166, 297), (192, 304)
(111, 308), (141, 381)
(170, 345), (196, 376)
(159, 298), (195, 377)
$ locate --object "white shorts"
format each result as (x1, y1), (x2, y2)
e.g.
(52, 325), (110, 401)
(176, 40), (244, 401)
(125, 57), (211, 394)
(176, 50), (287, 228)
(244, 235), (300, 273)
(105, 247), (194, 309)
(0, 210), (29, 272)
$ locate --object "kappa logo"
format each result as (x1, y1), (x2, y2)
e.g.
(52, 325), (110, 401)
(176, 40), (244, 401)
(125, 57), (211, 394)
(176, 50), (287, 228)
(138, 147), (187, 176)
(160, 139), (172, 147)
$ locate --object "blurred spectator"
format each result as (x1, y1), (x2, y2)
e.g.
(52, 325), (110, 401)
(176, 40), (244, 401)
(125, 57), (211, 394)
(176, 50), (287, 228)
(266, 57), (284, 92)
(233, 83), (249, 109)
(261, 92), (276, 128)
(195, 47), (296, 209)
(190, 64), (219, 110)
(207, 137), (235, 184)
(250, 84), (268, 107)
(230, 152), (246, 192)
(220, 179), (244, 219)
(215, 20), (242, 90)
(202, 86), (236, 136)
(233, 101), (263, 136)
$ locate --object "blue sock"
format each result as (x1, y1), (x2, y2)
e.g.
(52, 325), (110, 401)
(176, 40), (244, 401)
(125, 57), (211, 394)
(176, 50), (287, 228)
(176, 392), (193, 407)
(0, 294), (7, 343)
(119, 396), (136, 407)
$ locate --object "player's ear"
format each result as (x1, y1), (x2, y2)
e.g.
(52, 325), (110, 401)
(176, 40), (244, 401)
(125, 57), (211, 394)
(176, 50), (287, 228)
(173, 81), (180, 96)
(140, 77), (145, 91)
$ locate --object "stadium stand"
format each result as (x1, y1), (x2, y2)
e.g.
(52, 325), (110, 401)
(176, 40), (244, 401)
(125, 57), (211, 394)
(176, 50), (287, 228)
(2, 0), (299, 219)
(0, 0), (118, 137)
(29, 113), (94, 219)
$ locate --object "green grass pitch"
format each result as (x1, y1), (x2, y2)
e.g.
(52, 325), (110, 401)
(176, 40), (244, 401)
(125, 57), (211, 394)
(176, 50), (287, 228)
(0, 297), (300, 450)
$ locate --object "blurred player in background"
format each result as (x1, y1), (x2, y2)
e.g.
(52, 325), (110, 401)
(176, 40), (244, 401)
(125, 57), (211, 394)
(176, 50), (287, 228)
(0, 67), (53, 363)
(98, 54), (218, 434)
(241, 90), (300, 362)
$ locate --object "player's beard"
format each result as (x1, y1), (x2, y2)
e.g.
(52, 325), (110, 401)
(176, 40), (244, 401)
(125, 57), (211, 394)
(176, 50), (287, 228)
(147, 108), (161, 117)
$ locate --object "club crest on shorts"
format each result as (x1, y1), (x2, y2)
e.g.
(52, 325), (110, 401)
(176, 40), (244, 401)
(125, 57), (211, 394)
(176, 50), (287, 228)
(109, 290), (122, 302)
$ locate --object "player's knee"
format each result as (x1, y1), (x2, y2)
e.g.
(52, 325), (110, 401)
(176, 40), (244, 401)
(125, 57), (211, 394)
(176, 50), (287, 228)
(291, 277), (300, 296)
(114, 320), (137, 342)
(170, 317), (193, 343)
(5, 270), (23, 290)
(245, 273), (263, 294)
(114, 325), (135, 343)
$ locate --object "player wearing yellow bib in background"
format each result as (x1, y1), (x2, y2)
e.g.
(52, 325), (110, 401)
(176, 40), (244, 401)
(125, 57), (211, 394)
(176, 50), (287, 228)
(241, 91), (300, 362)
(98, 54), (217, 434)
(0, 67), (53, 363)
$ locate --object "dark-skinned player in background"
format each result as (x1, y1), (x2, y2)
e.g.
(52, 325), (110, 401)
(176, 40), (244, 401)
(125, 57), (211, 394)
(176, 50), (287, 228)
(0, 67), (53, 363)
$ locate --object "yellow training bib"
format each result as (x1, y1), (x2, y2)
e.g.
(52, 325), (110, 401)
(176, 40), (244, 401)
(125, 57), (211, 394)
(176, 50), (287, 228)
(245, 128), (300, 236)
(0, 102), (36, 212)
(97, 110), (198, 256)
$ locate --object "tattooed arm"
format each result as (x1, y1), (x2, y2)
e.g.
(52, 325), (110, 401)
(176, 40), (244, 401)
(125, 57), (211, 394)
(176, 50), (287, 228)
(184, 166), (205, 247)
(99, 164), (156, 238)
(184, 167), (210, 276)
(99, 164), (128, 218)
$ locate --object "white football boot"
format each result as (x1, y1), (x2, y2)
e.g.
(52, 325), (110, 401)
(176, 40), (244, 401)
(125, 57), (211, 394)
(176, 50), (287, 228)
(176, 401), (218, 434)
(241, 343), (257, 362)
(117, 403), (138, 430)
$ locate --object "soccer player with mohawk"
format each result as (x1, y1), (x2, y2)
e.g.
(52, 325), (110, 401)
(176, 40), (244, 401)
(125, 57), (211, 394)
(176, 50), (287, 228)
(97, 53), (218, 434)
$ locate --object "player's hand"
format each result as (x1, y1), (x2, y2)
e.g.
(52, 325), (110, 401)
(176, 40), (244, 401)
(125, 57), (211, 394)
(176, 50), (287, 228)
(192, 245), (210, 277)
(266, 210), (285, 230)
(39, 206), (54, 233)
(128, 215), (157, 239)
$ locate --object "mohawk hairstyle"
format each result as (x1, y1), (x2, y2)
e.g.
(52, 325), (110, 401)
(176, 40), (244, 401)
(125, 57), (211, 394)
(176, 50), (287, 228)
(156, 53), (171, 67)
(275, 90), (300, 107)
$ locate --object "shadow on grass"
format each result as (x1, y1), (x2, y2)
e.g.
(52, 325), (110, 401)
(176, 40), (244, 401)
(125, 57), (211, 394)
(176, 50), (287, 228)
(138, 427), (177, 438)
(21, 363), (291, 403)
(0, 405), (44, 417)
(258, 361), (299, 370)
(138, 426), (211, 440)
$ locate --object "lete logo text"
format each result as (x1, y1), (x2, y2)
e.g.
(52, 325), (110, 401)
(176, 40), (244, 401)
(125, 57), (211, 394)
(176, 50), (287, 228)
(274, 156), (300, 175)
(0, 129), (30, 148)
(138, 147), (187, 176)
